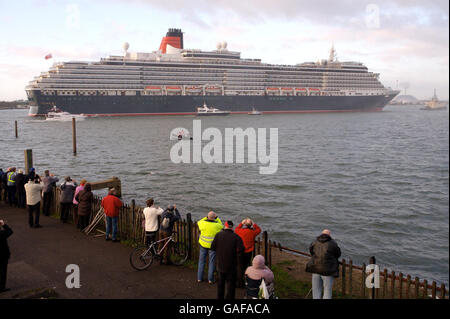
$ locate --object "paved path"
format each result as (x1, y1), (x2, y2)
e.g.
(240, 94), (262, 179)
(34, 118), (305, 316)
(0, 203), (245, 299)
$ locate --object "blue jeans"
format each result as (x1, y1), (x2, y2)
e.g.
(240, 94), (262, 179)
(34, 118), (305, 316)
(197, 245), (216, 282)
(312, 273), (334, 299)
(106, 216), (118, 240)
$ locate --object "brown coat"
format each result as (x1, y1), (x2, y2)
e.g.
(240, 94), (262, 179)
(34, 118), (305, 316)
(76, 188), (93, 216)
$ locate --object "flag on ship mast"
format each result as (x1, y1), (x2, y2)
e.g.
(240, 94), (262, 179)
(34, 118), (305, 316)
(45, 53), (52, 60)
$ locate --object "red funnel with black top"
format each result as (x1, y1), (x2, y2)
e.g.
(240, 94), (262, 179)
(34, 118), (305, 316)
(159, 28), (183, 53)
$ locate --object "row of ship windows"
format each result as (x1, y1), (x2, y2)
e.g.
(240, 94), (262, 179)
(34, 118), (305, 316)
(58, 67), (369, 77)
(40, 80), (382, 87)
(39, 91), (385, 98)
(37, 83), (384, 91)
(74, 61), (368, 73)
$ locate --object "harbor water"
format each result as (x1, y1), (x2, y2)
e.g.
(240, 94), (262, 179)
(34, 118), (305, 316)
(0, 105), (448, 285)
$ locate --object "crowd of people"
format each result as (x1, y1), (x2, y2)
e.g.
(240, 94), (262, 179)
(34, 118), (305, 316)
(1, 166), (342, 299)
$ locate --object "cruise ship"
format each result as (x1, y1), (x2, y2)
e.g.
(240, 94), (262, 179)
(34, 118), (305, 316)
(26, 28), (399, 116)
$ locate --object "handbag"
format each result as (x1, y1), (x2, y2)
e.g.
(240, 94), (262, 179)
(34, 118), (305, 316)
(258, 278), (269, 299)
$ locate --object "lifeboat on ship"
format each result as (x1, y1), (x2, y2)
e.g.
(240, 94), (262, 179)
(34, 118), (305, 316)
(166, 86), (182, 95)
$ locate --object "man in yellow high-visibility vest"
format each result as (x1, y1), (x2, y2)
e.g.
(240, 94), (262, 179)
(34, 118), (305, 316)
(6, 168), (17, 207)
(197, 211), (223, 284)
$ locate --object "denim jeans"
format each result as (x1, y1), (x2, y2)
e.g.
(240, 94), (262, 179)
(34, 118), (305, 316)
(105, 216), (118, 240)
(197, 245), (216, 282)
(312, 273), (334, 299)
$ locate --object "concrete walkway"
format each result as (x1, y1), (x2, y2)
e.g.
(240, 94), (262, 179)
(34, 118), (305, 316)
(0, 202), (245, 299)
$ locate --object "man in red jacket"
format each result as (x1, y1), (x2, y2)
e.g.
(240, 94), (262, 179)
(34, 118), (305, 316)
(101, 189), (123, 242)
(235, 218), (261, 286)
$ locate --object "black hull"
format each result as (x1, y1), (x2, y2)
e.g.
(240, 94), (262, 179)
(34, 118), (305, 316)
(29, 92), (398, 116)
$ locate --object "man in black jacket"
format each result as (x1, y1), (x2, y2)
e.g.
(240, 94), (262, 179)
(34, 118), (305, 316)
(0, 219), (13, 293)
(305, 229), (341, 299)
(211, 221), (244, 299)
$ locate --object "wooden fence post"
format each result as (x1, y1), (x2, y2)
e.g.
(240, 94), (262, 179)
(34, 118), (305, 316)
(263, 231), (268, 265)
(414, 277), (420, 299)
(361, 263), (366, 298)
(348, 259), (353, 297)
(423, 279), (428, 299)
(391, 271), (396, 299)
(382, 268), (388, 298)
(268, 240), (272, 268)
(341, 259), (346, 297)
(405, 275), (411, 299)
(187, 213), (193, 260)
(15, 120), (18, 138)
(399, 273), (403, 299)
(440, 284), (446, 299)
(431, 281), (436, 299)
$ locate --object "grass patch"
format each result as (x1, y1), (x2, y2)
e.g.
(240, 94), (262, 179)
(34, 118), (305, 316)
(271, 264), (311, 299)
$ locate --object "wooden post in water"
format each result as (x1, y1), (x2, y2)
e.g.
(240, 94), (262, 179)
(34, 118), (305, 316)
(72, 117), (77, 155)
(15, 121), (18, 138)
(24, 149), (33, 174)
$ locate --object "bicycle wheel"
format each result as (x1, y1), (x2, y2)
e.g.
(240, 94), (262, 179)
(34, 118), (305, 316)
(129, 245), (154, 270)
(168, 241), (188, 266)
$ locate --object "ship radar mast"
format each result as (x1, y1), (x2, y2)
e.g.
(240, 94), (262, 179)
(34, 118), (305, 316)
(328, 44), (337, 63)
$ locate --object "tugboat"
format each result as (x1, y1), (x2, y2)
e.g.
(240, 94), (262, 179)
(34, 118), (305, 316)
(422, 89), (448, 111)
(196, 103), (230, 116)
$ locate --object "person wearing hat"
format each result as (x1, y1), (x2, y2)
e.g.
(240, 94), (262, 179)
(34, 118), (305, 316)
(15, 169), (26, 208)
(305, 229), (341, 299)
(211, 220), (244, 299)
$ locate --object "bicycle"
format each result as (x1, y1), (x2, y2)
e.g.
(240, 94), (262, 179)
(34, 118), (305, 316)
(129, 231), (188, 270)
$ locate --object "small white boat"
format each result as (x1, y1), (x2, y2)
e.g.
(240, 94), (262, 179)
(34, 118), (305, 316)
(248, 108), (262, 115)
(46, 106), (87, 121)
(196, 103), (230, 116)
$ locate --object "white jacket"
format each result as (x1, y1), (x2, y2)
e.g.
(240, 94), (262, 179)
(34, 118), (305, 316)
(143, 206), (164, 232)
(25, 181), (44, 205)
